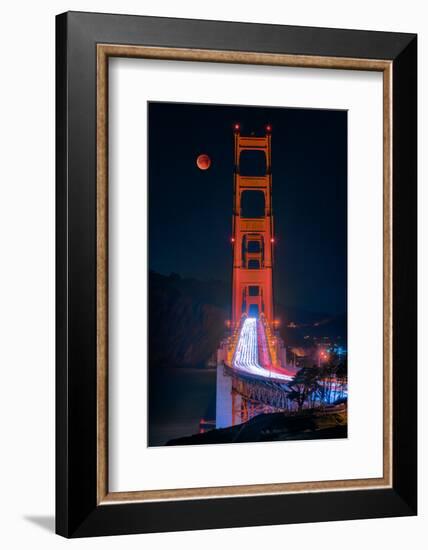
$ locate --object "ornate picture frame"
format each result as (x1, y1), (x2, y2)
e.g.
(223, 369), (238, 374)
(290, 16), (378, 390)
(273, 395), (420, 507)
(56, 11), (417, 537)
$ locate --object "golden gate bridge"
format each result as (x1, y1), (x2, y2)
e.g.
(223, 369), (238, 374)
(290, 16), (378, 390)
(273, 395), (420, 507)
(216, 124), (297, 429)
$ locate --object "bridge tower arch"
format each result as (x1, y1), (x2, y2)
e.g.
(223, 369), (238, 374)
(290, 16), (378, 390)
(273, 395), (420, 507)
(231, 125), (275, 328)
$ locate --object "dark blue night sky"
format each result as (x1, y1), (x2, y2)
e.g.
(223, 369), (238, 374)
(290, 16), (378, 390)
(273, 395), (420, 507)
(148, 102), (347, 315)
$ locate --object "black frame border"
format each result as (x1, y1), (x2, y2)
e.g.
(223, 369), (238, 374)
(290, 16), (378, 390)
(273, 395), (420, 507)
(56, 11), (417, 537)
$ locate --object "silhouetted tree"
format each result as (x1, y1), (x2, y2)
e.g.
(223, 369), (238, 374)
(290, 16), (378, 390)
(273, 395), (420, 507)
(335, 359), (348, 399)
(287, 366), (321, 411)
(319, 361), (338, 404)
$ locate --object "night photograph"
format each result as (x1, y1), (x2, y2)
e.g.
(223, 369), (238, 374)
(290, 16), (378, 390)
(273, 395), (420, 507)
(148, 101), (348, 446)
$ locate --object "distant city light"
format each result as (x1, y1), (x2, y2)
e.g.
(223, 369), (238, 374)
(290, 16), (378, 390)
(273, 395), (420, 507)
(317, 347), (330, 368)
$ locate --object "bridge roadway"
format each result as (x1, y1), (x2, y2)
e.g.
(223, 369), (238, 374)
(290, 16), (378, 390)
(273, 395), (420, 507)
(233, 317), (292, 381)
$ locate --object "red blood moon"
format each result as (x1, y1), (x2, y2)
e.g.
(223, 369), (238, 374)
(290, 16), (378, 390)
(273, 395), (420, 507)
(196, 154), (211, 170)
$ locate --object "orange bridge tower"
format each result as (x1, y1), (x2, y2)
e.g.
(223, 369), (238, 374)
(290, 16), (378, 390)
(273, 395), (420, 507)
(231, 124), (275, 328)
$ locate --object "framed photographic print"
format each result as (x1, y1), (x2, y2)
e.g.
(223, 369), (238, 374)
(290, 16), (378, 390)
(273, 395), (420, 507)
(56, 11), (417, 537)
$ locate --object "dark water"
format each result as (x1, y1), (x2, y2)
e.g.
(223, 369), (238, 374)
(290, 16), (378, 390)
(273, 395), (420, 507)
(148, 368), (217, 446)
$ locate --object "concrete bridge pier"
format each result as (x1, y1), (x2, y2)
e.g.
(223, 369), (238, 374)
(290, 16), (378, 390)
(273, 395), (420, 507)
(216, 364), (233, 429)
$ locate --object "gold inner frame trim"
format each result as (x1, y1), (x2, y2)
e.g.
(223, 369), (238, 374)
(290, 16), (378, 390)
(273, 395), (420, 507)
(96, 44), (393, 505)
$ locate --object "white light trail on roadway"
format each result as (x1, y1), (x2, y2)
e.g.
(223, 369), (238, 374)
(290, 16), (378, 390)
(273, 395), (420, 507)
(233, 318), (291, 381)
